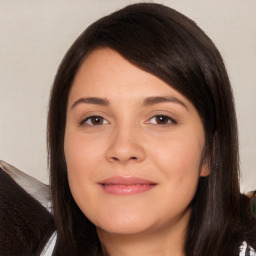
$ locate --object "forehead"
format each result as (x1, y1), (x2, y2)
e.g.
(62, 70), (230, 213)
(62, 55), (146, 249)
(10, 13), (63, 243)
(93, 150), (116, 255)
(68, 48), (192, 107)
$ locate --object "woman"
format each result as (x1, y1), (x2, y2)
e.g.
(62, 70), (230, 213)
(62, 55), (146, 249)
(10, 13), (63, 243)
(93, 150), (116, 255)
(47, 3), (256, 256)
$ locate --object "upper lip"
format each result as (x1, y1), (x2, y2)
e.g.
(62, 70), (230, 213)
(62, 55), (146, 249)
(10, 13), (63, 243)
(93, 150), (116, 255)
(98, 176), (156, 185)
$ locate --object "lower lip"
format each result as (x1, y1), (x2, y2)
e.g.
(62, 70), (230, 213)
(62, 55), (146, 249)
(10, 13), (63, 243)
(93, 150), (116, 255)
(99, 184), (155, 195)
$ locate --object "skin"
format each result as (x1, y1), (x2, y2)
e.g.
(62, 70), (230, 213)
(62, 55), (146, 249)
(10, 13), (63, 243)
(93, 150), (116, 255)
(64, 48), (209, 256)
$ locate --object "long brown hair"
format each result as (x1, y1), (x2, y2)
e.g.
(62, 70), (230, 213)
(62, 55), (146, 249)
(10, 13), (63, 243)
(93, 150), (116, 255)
(47, 3), (255, 255)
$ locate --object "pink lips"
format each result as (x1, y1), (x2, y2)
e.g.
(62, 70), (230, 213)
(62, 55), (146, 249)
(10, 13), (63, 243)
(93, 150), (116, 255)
(98, 176), (156, 195)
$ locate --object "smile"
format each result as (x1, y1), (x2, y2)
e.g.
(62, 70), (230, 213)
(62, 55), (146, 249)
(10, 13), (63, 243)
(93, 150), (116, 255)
(98, 176), (157, 195)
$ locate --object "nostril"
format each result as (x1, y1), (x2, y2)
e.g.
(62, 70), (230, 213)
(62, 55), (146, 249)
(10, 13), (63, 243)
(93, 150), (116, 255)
(110, 156), (137, 162)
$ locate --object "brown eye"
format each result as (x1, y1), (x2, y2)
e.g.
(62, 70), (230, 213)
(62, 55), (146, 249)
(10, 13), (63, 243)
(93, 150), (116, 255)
(82, 116), (108, 126)
(148, 115), (177, 125)
(90, 116), (103, 125)
(155, 116), (169, 124)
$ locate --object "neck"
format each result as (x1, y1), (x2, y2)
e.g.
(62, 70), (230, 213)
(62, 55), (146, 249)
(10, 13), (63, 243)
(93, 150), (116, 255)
(97, 211), (189, 256)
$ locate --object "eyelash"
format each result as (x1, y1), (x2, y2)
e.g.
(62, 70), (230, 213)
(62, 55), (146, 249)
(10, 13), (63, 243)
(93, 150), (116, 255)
(79, 114), (177, 127)
(79, 115), (109, 126)
(146, 115), (177, 126)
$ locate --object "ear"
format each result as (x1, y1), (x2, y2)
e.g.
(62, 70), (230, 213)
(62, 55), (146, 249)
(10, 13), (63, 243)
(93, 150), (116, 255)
(199, 160), (210, 177)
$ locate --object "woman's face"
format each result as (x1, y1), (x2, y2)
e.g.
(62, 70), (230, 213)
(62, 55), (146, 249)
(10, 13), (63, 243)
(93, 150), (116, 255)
(64, 48), (208, 237)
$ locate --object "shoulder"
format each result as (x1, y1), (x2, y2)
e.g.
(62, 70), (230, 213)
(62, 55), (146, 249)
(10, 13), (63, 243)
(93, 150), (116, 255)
(240, 241), (256, 256)
(0, 160), (51, 209)
(0, 160), (55, 255)
(41, 232), (57, 256)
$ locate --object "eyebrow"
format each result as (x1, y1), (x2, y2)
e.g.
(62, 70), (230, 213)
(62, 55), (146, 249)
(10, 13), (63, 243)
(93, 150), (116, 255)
(71, 96), (188, 110)
(71, 97), (110, 109)
(143, 96), (188, 110)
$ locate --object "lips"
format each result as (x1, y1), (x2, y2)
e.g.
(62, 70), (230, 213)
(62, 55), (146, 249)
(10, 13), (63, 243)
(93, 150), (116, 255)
(98, 176), (156, 195)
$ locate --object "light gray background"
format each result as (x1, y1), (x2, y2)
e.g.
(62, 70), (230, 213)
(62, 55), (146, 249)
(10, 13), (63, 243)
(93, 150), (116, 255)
(1, 0), (255, 192)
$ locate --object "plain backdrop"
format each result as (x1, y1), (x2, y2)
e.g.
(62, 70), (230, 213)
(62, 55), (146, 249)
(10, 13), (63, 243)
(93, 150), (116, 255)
(0, 0), (255, 192)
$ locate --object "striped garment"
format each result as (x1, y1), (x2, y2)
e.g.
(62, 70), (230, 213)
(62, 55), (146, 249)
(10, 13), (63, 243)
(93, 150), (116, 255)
(240, 242), (256, 256)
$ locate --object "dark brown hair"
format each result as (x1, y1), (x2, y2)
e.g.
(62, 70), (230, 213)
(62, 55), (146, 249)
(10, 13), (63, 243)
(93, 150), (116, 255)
(47, 3), (256, 255)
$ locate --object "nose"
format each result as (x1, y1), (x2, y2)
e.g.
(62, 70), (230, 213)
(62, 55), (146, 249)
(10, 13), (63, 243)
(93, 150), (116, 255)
(105, 125), (146, 164)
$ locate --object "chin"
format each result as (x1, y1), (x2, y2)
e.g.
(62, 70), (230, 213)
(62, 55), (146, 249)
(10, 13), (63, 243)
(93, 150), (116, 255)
(94, 213), (154, 235)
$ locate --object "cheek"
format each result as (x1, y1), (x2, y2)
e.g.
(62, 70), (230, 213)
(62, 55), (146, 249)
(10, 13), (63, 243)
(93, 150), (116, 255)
(152, 138), (202, 207)
(64, 129), (110, 201)
(149, 133), (203, 201)
(64, 132), (98, 195)
(64, 131), (103, 175)
(64, 135), (85, 177)
(152, 136), (203, 173)
(64, 132), (100, 214)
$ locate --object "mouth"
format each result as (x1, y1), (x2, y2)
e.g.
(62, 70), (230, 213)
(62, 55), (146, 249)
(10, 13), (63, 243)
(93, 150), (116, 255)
(98, 176), (157, 195)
